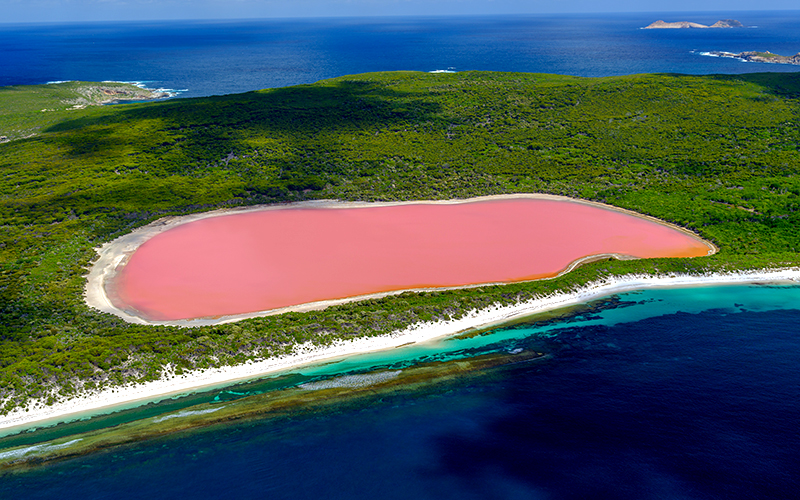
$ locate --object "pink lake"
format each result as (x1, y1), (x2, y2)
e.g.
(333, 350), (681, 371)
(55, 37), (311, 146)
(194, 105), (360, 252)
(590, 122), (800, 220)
(110, 198), (712, 321)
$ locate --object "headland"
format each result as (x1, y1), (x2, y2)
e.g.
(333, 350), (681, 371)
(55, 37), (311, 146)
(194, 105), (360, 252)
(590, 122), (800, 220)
(702, 50), (800, 66)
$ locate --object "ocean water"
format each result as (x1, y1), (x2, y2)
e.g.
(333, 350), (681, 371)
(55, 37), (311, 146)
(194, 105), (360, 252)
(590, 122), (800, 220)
(3, 284), (800, 498)
(1, 11), (799, 98)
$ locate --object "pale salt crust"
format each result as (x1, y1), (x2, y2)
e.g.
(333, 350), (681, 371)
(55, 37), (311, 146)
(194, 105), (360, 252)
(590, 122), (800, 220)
(3, 268), (799, 432)
(83, 193), (717, 327)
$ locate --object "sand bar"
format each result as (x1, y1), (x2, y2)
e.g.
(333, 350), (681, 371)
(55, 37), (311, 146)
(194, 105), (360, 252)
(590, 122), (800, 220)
(85, 194), (715, 326)
(4, 268), (799, 433)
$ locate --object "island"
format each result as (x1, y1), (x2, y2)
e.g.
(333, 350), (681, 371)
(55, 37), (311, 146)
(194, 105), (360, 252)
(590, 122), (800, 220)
(644, 19), (744, 29)
(1, 71), (800, 443)
(704, 50), (800, 66)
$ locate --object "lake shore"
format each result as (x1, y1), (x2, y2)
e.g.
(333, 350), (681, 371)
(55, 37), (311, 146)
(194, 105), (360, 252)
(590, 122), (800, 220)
(84, 194), (716, 326)
(4, 267), (798, 434)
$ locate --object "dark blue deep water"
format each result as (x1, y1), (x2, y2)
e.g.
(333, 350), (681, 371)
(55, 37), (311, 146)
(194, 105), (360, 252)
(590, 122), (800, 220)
(3, 285), (800, 499)
(1, 11), (799, 98)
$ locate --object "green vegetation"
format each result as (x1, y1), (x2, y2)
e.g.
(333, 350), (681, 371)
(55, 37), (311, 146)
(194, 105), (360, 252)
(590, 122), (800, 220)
(1, 71), (799, 413)
(0, 81), (167, 143)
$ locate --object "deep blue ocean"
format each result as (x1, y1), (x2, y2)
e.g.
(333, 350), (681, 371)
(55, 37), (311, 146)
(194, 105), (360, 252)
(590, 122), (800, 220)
(3, 285), (800, 499)
(1, 11), (799, 97)
(2, 12), (800, 499)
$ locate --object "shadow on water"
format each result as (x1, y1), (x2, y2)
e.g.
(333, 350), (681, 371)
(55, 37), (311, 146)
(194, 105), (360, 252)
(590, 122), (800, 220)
(4, 288), (800, 498)
(424, 308), (800, 499)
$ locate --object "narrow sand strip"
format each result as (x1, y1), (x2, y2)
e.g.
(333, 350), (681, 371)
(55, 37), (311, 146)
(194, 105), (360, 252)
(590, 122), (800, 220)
(5, 268), (798, 432)
(84, 194), (717, 327)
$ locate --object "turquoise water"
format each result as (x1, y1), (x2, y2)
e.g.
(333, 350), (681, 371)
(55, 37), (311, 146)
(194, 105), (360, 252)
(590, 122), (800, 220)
(3, 283), (800, 500)
(5, 283), (797, 446)
(3, 283), (800, 498)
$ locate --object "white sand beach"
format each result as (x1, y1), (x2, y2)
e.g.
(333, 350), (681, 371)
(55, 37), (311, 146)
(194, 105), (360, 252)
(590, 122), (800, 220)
(3, 268), (798, 433)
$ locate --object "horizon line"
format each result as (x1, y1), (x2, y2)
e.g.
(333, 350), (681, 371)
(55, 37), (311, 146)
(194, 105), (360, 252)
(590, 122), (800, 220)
(3, 9), (800, 27)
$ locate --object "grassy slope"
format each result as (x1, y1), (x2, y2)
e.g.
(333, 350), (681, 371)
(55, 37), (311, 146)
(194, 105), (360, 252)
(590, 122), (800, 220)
(1, 71), (799, 412)
(0, 81), (167, 142)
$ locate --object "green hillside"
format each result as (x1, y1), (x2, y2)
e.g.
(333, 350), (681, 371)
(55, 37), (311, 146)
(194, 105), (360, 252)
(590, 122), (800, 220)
(1, 71), (799, 412)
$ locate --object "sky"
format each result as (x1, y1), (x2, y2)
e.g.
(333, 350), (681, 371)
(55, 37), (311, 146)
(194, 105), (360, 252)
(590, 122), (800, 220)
(1, 0), (798, 24)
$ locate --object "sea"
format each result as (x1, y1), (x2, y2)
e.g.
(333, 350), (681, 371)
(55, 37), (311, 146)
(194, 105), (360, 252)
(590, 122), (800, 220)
(1, 11), (799, 97)
(2, 11), (800, 499)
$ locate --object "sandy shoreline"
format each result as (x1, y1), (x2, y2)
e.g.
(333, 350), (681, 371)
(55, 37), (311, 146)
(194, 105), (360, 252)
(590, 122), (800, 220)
(5, 268), (799, 433)
(84, 194), (717, 327)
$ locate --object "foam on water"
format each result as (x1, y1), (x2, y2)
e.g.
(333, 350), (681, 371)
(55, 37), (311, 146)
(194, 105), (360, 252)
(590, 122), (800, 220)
(152, 407), (223, 423)
(0, 438), (82, 461)
(299, 371), (402, 391)
(5, 284), (800, 498)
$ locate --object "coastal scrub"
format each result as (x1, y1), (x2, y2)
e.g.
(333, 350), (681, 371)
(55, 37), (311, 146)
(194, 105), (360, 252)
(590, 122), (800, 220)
(1, 71), (800, 415)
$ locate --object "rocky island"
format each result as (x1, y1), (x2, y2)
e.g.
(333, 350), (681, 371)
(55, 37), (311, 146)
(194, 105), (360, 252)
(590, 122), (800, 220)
(644, 19), (744, 29)
(705, 50), (800, 66)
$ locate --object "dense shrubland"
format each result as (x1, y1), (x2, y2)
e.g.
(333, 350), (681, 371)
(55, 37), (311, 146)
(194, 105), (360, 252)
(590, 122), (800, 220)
(1, 71), (799, 412)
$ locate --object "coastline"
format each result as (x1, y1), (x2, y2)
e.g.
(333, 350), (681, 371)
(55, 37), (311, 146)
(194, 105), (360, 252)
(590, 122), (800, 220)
(84, 193), (717, 327)
(699, 50), (800, 66)
(5, 267), (799, 433)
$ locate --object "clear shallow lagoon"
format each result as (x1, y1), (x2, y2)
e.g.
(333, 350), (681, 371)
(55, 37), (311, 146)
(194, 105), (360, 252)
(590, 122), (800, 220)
(3, 284), (800, 498)
(2, 11), (799, 98)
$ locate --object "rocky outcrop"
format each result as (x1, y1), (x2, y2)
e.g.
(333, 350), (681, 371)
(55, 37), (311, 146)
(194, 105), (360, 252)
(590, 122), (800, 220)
(710, 19), (744, 28)
(61, 84), (171, 108)
(645, 20), (707, 29)
(706, 50), (800, 66)
(93, 86), (170, 104)
(644, 19), (744, 29)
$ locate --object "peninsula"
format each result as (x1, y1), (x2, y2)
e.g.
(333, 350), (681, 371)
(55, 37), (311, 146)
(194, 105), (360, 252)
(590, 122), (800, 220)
(2, 71), (800, 430)
(46, 81), (171, 107)
(644, 19), (744, 29)
(0, 81), (171, 142)
(704, 50), (800, 66)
